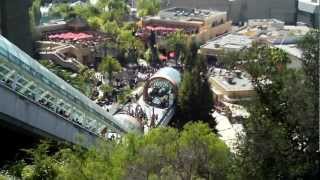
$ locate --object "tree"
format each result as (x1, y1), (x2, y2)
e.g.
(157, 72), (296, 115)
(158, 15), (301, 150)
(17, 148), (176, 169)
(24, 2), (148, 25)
(73, 3), (100, 21)
(21, 141), (59, 180)
(117, 28), (145, 64)
(98, 56), (122, 85)
(7, 123), (233, 179)
(100, 84), (112, 97)
(165, 31), (188, 66)
(177, 52), (215, 129)
(184, 39), (200, 71)
(39, 60), (92, 96)
(101, 20), (120, 36)
(218, 51), (243, 70)
(235, 43), (319, 179)
(29, 0), (42, 40)
(144, 48), (153, 64)
(298, 29), (319, 124)
(136, 0), (161, 17)
(96, 0), (129, 24)
(48, 3), (74, 20)
(29, 0), (41, 26)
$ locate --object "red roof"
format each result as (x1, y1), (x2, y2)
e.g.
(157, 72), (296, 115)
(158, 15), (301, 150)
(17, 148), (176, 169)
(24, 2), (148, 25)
(48, 32), (93, 40)
(145, 26), (178, 32)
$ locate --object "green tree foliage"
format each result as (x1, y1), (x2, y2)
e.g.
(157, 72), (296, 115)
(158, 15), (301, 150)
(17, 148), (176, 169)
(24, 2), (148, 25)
(144, 48), (153, 64)
(218, 51), (243, 70)
(48, 0), (128, 24)
(165, 31), (188, 66)
(117, 86), (132, 104)
(39, 60), (93, 96)
(100, 84), (113, 97)
(101, 20), (120, 36)
(117, 28), (145, 64)
(29, 0), (42, 40)
(235, 42), (319, 179)
(96, 0), (129, 24)
(8, 123), (233, 179)
(298, 29), (320, 123)
(29, 0), (41, 26)
(177, 46), (215, 129)
(184, 39), (200, 71)
(98, 56), (122, 85)
(136, 0), (161, 17)
(48, 3), (74, 19)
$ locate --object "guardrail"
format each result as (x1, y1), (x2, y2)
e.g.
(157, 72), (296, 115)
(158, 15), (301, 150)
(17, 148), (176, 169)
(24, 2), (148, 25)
(0, 81), (101, 138)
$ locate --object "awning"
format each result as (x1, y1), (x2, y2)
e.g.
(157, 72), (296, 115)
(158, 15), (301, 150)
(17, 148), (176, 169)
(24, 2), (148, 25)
(159, 55), (168, 61)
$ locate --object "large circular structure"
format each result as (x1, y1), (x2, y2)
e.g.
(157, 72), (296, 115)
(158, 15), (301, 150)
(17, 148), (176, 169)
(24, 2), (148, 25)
(143, 67), (181, 109)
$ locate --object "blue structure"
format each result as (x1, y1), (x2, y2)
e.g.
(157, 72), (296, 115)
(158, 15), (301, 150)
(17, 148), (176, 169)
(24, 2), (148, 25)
(0, 35), (140, 143)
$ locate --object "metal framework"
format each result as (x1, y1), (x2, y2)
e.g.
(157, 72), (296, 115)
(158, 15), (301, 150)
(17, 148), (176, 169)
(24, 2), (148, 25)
(0, 35), (131, 138)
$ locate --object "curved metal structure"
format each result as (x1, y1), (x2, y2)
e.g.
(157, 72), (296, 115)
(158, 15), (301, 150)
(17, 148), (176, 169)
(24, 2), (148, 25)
(0, 35), (139, 139)
(143, 67), (181, 109)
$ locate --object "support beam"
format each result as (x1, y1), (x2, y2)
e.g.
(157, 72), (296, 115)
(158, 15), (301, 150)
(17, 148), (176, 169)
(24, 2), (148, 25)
(19, 81), (34, 94)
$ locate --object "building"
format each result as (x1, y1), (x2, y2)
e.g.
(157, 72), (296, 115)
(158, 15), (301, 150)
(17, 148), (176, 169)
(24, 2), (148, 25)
(200, 19), (310, 68)
(0, 0), (33, 55)
(36, 17), (110, 71)
(209, 68), (255, 103)
(138, 7), (232, 43)
(162, 0), (298, 25)
(297, 0), (320, 28)
(200, 34), (253, 56)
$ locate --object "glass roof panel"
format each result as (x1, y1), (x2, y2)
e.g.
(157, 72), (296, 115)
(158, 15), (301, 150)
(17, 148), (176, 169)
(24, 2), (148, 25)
(0, 35), (128, 133)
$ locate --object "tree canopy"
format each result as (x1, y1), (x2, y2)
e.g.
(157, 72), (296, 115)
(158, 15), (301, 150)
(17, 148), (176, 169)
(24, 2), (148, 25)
(98, 56), (122, 85)
(234, 35), (319, 179)
(136, 0), (161, 17)
(7, 123), (233, 180)
(177, 43), (215, 129)
(165, 31), (188, 66)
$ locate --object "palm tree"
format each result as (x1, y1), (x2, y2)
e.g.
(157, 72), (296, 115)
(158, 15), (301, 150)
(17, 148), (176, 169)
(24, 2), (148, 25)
(99, 56), (122, 85)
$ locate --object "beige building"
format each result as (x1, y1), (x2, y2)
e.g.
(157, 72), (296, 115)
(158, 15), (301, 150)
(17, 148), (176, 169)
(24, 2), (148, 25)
(200, 19), (310, 69)
(139, 7), (232, 43)
(209, 68), (255, 103)
(36, 18), (109, 71)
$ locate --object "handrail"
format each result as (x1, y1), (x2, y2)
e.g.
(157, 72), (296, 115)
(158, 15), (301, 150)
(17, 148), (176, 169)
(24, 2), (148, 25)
(0, 82), (101, 137)
(0, 36), (127, 133)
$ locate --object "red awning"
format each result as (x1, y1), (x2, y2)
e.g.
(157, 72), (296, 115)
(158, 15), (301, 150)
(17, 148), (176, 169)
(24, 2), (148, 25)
(48, 32), (93, 40)
(169, 52), (176, 58)
(144, 26), (178, 32)
(159, 55), (168, 61)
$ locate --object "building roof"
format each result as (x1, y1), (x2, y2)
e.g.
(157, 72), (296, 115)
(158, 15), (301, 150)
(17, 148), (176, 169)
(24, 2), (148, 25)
(143, 7), (226, 25)
(237, 20), (310, 45)
(298, 0), (319, 13)
(210, 68), (254, 92)
(201, 19), (310, 58)
(201, 34), (253, 52)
